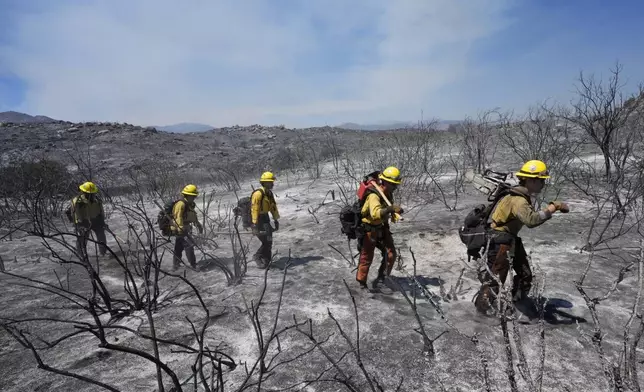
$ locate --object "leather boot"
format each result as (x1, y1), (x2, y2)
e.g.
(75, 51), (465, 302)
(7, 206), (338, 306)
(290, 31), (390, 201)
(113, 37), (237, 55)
(474, 284), (494, 315)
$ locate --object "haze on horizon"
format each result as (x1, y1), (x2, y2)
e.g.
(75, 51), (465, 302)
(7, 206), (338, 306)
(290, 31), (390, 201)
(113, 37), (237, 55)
(1, 0), (643, 128)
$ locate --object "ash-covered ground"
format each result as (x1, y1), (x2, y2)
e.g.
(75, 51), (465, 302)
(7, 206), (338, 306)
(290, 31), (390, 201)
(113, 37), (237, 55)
(1, 157), (642, 392)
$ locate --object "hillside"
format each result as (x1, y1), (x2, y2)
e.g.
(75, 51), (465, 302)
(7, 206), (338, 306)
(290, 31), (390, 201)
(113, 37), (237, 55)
(0, 120), (394, 184)
(0, 111), (57, 123)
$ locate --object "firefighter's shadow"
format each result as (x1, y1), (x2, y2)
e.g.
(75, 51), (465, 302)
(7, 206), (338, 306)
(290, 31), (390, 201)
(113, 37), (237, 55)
(272, 256), (324, 270)
(384, 275), (445, 300)
(198, 257), (235, 272)
(108, 248), (149, 259)
(538, 297), (588, 325)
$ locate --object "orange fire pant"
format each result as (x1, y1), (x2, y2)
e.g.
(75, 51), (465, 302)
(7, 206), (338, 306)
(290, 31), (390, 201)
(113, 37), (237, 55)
(356, 229), (396, 284)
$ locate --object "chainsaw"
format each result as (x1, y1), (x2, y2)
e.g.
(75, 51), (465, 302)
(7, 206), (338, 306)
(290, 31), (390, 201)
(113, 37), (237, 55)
(464, 168), (517, 202)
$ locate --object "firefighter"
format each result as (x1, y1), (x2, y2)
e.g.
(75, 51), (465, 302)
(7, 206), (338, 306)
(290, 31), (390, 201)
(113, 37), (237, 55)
(356, 166), (404, 289)
(171, 184), (203, 270)
(71, 181), (108, 260)
(474, 160), (569, 317)
(251, 171), (280, 269)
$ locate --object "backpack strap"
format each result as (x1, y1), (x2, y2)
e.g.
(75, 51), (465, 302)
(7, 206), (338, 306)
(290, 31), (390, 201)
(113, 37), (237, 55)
(358, 185), (376, 206)
(174, 199), (188, 220)
(358, 185), (383, 221)
(252, 188), (267, 210)
(487, 187), (532, 228)
(250, 188), (260, 197)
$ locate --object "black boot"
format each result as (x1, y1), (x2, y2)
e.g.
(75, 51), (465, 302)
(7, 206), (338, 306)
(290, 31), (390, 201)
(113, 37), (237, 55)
(254, 254), (268, 269)
(371, 274), (385, 289)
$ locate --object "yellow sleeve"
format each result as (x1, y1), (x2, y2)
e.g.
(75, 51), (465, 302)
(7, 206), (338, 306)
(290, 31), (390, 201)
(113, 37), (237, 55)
(173, 200), (186, 233)
(251, 190), (263, 224)
(511, 196), (552, 228)
(366, 193), (383, 221)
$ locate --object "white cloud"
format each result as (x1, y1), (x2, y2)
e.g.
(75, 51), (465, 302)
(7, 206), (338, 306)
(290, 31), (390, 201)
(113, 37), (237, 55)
(1, 0), (516, 127)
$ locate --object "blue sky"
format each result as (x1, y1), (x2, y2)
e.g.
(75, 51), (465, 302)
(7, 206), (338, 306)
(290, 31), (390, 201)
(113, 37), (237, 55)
(1, 0), (643, 127)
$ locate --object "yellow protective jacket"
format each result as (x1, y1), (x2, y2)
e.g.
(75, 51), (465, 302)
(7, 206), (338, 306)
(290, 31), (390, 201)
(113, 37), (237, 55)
(251, 187), (279, 224)
(71, 194), (104, 226)
(171, 199), (199, 235)
(490, 186), (552, 237)
(361, 191), (393, 226)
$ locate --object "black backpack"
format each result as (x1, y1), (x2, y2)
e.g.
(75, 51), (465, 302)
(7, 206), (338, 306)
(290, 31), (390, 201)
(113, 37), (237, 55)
(339, 201), (362, 240)
(458, 184), (529, 260)
(233, 188), (265, 229)
(339, 171), (381, 241)
(157, 199), (180, 236)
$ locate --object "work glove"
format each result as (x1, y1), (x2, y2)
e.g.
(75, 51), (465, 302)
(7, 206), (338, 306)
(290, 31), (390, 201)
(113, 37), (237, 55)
(196, 222), (204, 234)
(549, 201), (570, 213)
(273, 220), (279, 232)
(394, 205), (404, 214)
(381, 206), (393, 219)
(252, 224), (259, 235)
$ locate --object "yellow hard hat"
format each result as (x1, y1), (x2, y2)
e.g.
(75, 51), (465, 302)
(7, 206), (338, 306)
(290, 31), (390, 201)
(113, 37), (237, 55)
(181, 184), (199, 196)
(260, 171), (276, 182)
(379, 166), (402, 184)
(79, 181), (98, 194)
(515, 160), (550, 179)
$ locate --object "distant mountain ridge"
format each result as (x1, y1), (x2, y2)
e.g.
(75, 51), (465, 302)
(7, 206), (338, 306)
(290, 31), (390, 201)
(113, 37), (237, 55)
(336, 120), (461, 131)
(153, 122), (214, 133)
(0, 111), (462, 132)
(0, 111), (57, 123)
(337, 121), (413, 131)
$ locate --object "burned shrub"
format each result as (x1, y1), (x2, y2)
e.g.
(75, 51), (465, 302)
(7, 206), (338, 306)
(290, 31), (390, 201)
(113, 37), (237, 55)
(0, 158), (74, 200)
